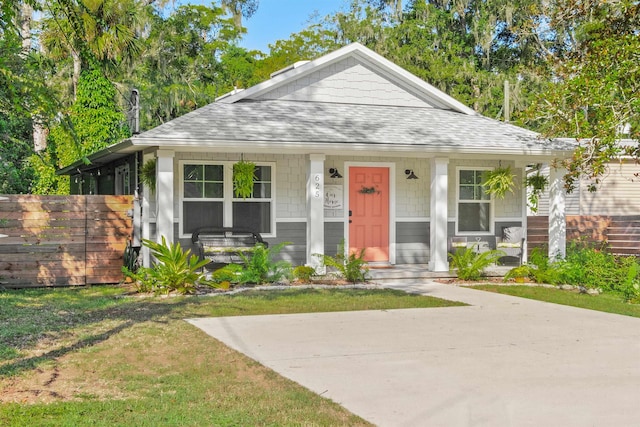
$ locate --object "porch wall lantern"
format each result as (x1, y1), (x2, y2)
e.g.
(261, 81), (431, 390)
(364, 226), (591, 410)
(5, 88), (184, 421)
(405, 169), (419, 180)
(329, 168), (342, 178)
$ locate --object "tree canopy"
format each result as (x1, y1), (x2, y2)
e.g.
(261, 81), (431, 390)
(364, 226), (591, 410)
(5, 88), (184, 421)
(1, 0), (638, 194)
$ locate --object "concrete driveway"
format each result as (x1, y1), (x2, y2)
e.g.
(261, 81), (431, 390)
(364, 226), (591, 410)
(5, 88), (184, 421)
(187, 282), (640, 426)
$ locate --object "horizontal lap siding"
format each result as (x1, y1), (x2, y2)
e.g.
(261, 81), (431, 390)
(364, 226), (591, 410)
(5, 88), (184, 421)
(0, 195), (133, 287)
(266, 222), (306, 265)
(396, 222), (429, 264)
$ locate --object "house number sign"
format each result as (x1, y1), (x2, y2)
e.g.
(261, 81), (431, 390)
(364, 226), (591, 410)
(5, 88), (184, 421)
(312, 174), (322, 199)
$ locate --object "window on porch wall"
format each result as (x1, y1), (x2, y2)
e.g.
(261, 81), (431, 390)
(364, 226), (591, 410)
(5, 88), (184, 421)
(181, 163), (273, 235)
(457, 169), (492, 233)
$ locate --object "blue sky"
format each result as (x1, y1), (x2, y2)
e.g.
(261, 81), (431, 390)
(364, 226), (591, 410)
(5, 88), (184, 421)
(239, 0), (347, 52)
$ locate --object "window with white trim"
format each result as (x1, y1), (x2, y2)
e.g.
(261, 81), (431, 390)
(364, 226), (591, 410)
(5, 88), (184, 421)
(181, 162), (274, 236)
(457, 168), (492, 233)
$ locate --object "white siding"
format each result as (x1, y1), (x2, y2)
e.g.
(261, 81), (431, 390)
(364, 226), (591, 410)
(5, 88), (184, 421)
(533, 161), (640, 216)
(579, 161), (640, 215)
(326, 155), (430, 220)
(257, 57), (431, 107)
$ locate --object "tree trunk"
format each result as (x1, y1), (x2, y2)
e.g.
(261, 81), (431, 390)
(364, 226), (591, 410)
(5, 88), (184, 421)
(72, 50), (81, 98)
(19, 2), (48, 152)
(19, 2), (33, 54)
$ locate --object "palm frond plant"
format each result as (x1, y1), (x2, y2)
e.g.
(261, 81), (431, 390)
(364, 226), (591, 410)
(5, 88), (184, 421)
(237, 242), (292, 284)
(321, 240), (369, 283)
(449, 247), (506, 281)
(137, 236), (210, 294)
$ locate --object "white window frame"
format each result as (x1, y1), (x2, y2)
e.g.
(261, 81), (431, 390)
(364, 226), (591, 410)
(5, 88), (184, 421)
(455, 166), (494, 235)
(179, 160), (276, 238)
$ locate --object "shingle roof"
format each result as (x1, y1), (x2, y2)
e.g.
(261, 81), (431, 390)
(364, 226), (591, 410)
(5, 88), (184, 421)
(133, 99), (573, 155)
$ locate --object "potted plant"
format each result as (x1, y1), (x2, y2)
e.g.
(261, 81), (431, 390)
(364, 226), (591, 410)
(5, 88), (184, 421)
(504, 265), (531, 283)
(233, 159), (256, 199)
(483, 165), (516, 199)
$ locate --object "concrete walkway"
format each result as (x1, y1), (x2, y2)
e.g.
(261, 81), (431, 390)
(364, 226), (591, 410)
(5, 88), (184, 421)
(187, 281), (640, 426)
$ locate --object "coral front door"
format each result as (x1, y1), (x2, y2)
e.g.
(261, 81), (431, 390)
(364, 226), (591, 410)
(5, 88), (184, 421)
(349, 166), (390, 263)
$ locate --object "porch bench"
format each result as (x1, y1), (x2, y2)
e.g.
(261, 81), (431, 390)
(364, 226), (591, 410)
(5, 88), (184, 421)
(496, 226), (525, 265)
(191, 227), (267, 266)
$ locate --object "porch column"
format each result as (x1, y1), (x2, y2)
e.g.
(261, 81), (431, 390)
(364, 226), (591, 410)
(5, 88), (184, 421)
(516, 161), (529, 264)
(306, 154), (325, 272)
(429, 157), (449, 271)
(156, 149), (175, 245)
(141, 151), (153, 267)
(548, 165), (566, 261)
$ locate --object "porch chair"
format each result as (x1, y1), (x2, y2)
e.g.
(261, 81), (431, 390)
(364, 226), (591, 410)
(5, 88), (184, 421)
(448, 237), (468, 255)
(496, 226), (525, 265)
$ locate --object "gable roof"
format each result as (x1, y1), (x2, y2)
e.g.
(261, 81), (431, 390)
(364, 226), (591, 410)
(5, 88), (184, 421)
(216, 43), (477, 115)
(59, 43), (576, 175)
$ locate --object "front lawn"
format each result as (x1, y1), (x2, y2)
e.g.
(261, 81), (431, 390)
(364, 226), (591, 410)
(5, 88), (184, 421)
(0, 286), (464, 426)
(472, 284), (640, 318)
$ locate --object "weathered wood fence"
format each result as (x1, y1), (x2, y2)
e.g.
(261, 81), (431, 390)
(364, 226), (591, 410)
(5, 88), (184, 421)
(0, 195), (133, 288)
(528, 215), (640, 256)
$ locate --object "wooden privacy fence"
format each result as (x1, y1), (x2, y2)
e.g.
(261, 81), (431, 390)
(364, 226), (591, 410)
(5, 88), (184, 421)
(527, 215), (640, 256)
(0, 195), (133, 288)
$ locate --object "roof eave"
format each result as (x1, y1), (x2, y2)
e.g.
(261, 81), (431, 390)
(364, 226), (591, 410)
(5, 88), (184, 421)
(56, 139), (136, 175)
(127, 137), (573, 158)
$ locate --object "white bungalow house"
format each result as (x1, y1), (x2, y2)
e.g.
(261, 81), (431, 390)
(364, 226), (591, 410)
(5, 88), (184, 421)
(59, 43), (574, 271)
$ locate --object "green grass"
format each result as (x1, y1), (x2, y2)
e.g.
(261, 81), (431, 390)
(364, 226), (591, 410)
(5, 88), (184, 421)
(472, 284), (640, 318)
(0, 285), (464, 426)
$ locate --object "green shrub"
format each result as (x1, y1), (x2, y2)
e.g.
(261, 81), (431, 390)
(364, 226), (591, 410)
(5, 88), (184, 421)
(526, 247), (562, 284)
(503, 265), (532, 282)
(210, 264), (244, 283)
(134, 237), (209, 295)
(527, 241), (640, 302)
(322, 240), (369, 283)
(449, 247), (505, 281)
(619, 258), (640, 303)
(200, 264), (244, 290)
(556, 240), (617, 289)
(293, 265), (316, 283)
(238, 242), (292, 284)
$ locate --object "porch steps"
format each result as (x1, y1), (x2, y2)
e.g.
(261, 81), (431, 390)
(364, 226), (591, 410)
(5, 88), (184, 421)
(367, 264), (512, 282)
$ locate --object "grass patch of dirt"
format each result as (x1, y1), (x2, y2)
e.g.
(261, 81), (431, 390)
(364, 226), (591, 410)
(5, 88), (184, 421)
(0, 285), (463, 426)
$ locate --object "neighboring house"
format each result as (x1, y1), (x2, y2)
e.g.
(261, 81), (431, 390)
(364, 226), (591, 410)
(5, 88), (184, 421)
(532, 147), (640, 216)
(59, 43), (574, 272)
(528, 145), (640, 256)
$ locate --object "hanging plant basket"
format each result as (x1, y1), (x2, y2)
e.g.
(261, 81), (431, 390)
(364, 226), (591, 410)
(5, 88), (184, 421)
(233, 160), (256, 199)
(140, 158), (156, 193)
(483, 166), (516, 199)
(526, 171), (549, 213)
